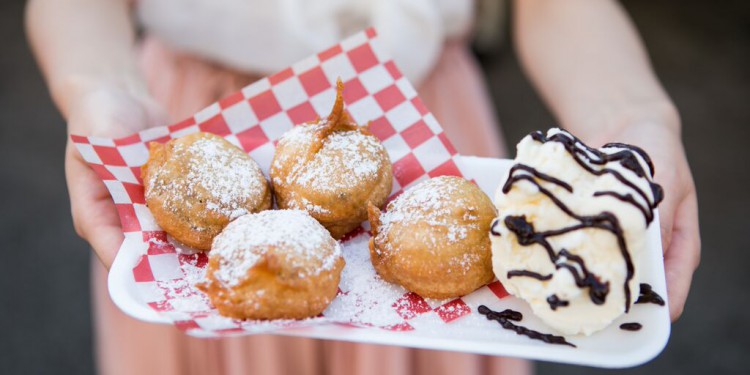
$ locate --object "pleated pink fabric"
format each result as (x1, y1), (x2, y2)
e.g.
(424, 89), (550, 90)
(91, 36), (528, 375)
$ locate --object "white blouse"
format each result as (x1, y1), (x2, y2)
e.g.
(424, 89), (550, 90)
(137, 0), (474, 85)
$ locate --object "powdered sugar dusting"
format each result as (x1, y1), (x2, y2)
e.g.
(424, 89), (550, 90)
(377, 176), (480, 254)
(211, 210), (341, 287)
(272, 121), (386, 193)
(447, 252), (482, 275)
(147, 135), (266, 219)
(283, 194), (331, 215)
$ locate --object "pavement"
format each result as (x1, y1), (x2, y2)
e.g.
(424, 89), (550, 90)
(1, 0), (748, 373)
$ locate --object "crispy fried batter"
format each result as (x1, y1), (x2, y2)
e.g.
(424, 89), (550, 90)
(197, 210), (345, 320)
(368, 176), (496, 299)
(270, 79), (392, 239)
(142, 132), (272, 250)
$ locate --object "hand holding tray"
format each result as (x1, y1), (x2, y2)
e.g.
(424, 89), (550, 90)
(72, 29), (669, 368)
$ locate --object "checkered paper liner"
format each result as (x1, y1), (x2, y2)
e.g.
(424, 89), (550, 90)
(71, 30), (671, 367)
(71, 29), (510, 336)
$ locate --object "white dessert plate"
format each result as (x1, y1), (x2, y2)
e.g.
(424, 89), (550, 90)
(107, 156), (670, 368)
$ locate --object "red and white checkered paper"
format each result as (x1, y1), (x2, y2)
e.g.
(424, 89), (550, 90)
(71, 28), (512, 337)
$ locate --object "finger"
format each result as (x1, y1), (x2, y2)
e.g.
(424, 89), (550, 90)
(66, 143), (124, 269)
(85, 222), (125, 270)
(658, 195), (676, 254)
(663, 191), (701, 321)
(653, 161), (679, 254)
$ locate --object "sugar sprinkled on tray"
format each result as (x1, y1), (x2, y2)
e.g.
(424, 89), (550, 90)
(323, 235), (406, 327)
(157, 253), (210, 313)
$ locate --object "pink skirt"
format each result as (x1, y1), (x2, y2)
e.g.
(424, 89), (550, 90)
(92, 37), (525, 375)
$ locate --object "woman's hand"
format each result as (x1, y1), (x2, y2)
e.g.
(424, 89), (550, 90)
(513, 0), (701, 321)
(598, 121), (701, 321)
(66, 85), (168, 269)
(28, 0), (166, 268)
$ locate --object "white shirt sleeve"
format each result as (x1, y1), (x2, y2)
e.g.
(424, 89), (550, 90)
(137, 0), (473, 85)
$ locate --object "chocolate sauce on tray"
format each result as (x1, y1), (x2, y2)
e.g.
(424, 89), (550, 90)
(483, 307), (523, 322)
(635, 283), (665, 306)
(619, 322), (642, 331)
(478, 305), (576, 348)
(497, 131), (663, 312)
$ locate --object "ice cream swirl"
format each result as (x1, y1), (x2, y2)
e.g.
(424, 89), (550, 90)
(490, 128), (663, 335)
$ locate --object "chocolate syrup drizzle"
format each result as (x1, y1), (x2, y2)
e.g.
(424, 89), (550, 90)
(547, 295), (569, 311)
(635, 283), (665, 306)
(490, 219), (502, 236)
(504, 215), (611, 306)
(619, 322), (642, 331)
(508, 269), (552, 281)
(530, 131), (664, 224)
(478, 305), (576, 347)
(498, 130), (663, 312)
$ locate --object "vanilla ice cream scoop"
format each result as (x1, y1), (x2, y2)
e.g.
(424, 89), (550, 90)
(490, 128), (663, 336)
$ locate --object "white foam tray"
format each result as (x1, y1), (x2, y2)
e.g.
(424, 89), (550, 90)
(108, 156), (670, 368)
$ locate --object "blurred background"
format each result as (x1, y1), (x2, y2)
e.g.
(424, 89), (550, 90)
(1, 0), (748, 374)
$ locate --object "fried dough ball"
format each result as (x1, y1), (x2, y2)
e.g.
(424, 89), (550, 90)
(368, 176), (496, 299)
(197, 210), (345, 320)
(270, 79), (393, 239)
(142, 132), (272, 250)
